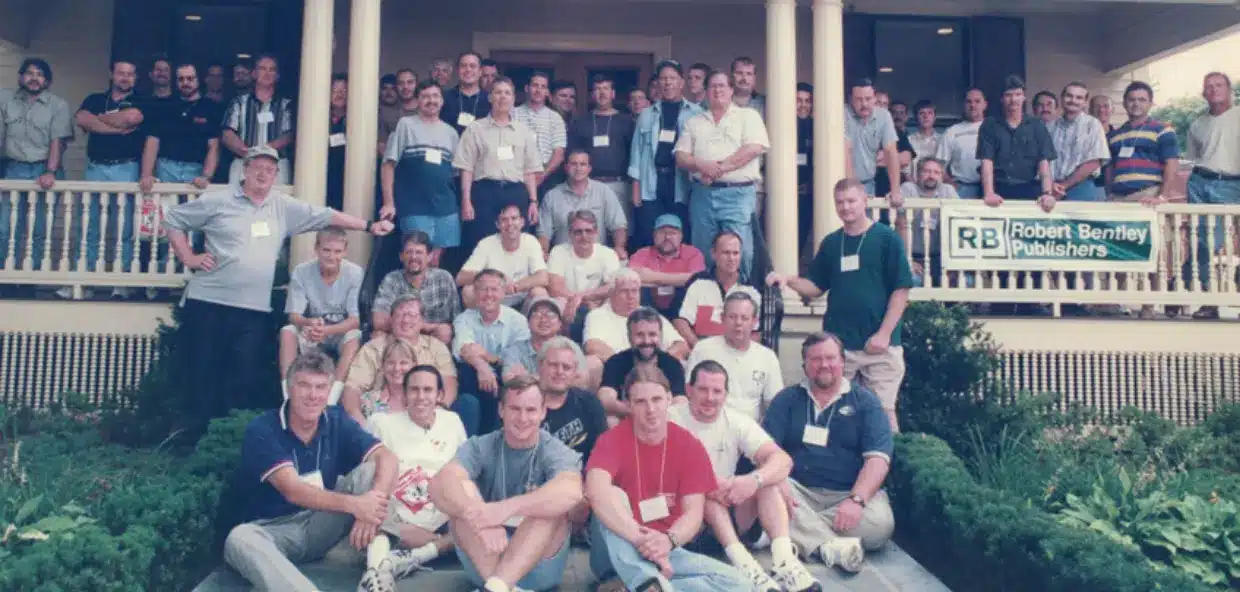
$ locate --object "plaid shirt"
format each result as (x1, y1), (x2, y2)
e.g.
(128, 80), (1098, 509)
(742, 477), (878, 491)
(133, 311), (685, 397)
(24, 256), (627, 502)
(372, 268), (461, 324)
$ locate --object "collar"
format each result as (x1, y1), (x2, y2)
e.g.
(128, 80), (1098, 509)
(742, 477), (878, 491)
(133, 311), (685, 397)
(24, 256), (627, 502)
(650, 245), (686, 262)
(279, 399), (328, 433)
(233, 185), (274, 206)
(801, 379), (853, 414)
(522, 102), (549, 113)
(456, 86), (484, 98)
(15, 89), (50, 103)
(484, 115), (516, 129)
(567, 179), (593, 196)
(476, 306), (509, 326)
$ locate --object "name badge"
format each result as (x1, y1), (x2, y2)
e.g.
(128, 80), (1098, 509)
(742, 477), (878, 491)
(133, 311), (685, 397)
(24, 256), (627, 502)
(329, 133), (346, 147)
(1118, 146), (1135, 159)
(257, 111), (275, 124)
(656, 286), (675, 296)
(105, 108), (120, 115)
(841, 254), (860, 272)
(593, 135), (610, 148)
(658, 129), (676, 143)
(638, 495), (670, 523)
(425, 148), (443, 165)
(251, 221), (272, 238)
(457, 112), (476, 127)
(497, 145), (515, 161)
(797, 153), (808, 166)
(503, 516), (525, 528)
(803, 425), (829, 447)
(299, 470), (325, 490)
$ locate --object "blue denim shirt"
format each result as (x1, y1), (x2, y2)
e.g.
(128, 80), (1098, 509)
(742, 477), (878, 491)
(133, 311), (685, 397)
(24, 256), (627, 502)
(628, 99), (704, 205)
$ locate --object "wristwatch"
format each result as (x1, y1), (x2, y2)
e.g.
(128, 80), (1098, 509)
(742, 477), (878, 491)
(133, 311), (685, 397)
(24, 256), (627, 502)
(753, 472), (765, 489)
(364, 220), (374, 233)
(848, 493), (867, 508)
(666, 531), (681, 548)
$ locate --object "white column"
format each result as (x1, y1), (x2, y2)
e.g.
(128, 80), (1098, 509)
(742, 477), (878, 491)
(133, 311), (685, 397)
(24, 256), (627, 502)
(765, 0), (798, 276)
(343, 0), (382, 264)
(813, 0), (846, 243)
(290, 0), (334, 267)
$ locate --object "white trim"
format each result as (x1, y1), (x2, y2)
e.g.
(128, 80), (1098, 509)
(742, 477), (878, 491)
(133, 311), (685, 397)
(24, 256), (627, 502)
(472, 31), (673, 63)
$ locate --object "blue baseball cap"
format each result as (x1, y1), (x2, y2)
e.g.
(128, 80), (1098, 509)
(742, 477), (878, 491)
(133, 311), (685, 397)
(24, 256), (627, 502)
(654, 214), (683, 230)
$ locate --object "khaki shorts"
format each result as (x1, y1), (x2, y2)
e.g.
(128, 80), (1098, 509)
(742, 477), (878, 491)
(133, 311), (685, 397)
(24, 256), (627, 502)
(1108, 185), (1160, 203)
(842, 346), (905, 410)
(281, 324), (362, 357)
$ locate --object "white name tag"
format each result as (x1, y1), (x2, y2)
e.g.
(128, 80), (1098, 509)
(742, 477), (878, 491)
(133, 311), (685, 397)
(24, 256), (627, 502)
(299, 470), (325, 490)
(1118, 146), (1135, 159)
(638, 495), (670, 523)
(797, 153), (808, 166)
(457, 112), (476, 127)
(841, 254), (860, 272)
(802, 425), (829, 447)
(251, 221), (272, 238)
(497, 145), (515, 161)
(658, 129), (676, 143)
(593, 135), (610, 148)
(503, 516), (525, 528)
(328, 133), (346, 147)
(656, 286), (675, 296)
(257, 111), (275, 124)
(425, 148), (443, 165)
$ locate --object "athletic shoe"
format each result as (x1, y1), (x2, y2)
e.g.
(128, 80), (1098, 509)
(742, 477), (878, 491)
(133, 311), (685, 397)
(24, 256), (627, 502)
(635, 576), (672, 591)
(737, 560), (781, 592)
(818, 537), (864, 573)
(771, 557), (823, 592)
(388, 548), (429, 579)
(357, 559), (396, 592)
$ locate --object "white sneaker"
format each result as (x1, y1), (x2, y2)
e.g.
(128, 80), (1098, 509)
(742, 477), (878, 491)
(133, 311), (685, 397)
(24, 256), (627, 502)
(818, 537), (864, 573)
(55, 286), (74, 299)
(388, 548), (430, 580)
(737, 561), (781, 592)
(357, 559), (396, 592)
(111, 287), (132, 299)
(771, 557), (822, 592)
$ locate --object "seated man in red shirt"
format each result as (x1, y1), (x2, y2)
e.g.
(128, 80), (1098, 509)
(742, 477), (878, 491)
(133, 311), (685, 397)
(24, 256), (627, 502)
(628, 214), (705, 319)
(584, 364), (748, 592)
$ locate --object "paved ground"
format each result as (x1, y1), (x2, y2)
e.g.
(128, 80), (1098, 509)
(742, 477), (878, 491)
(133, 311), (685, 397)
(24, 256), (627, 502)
(196, 543), (950, 591)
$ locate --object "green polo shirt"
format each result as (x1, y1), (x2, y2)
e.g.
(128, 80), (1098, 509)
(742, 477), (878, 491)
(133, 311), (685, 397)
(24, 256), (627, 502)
(807, 222), (915, 351)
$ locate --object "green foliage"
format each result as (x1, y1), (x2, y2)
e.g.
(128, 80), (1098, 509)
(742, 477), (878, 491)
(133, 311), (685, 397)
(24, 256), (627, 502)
(1149, 83), (1240, 152)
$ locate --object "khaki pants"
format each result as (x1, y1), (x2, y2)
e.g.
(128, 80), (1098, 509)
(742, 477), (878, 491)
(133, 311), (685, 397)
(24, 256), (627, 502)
(843, 346), (906, 410)
(786, 479), (895, 554)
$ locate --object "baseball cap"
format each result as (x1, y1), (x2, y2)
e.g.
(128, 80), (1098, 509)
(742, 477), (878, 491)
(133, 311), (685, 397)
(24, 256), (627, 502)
(655, 59), (683, 77)
(244, 145), (280, 163)
(654, 214), (683, 230)
(525, 296), (564, 318)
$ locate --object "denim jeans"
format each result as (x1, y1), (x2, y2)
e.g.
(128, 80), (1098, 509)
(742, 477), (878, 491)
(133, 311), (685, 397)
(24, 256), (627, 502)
(955, 181), (983, 199)
(1183, 174), (1240, 291)
(1, 161), (61, 270)
(155, 158), (203, 183)
(82, 160), (140, 272)
(449, 393), (481, 437)
(688, 183), (756, 277)
(1063, 181), (1105, 202)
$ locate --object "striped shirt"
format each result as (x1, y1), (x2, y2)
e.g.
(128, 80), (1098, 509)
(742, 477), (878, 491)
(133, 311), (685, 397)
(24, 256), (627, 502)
(1107, 119), (1179, 196)
(223, 92), (295, 152)
(513, 103), (567, 167)
(1048, 113), (1110, 182)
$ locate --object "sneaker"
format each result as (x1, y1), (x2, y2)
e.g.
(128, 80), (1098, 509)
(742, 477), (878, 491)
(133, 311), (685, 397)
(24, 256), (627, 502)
(771, 557), (823, 592)
(737, 560), (781, 592)
(387, 548), (429, 579)
(357, 560), (396, 592)
(1137, 305), (1157, 320)
(819, 537), (864, 573)
(635, 576), (671, 592)
(111, 287), (132, 300)
(145, 287), (159, 300)
(1193, 306), (1220, 320)
(595, 578), (628, 592)
(55, 286), (74, 300)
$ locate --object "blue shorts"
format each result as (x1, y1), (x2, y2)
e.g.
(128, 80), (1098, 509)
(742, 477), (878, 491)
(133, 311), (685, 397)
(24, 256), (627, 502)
(400, 213), (460, 248)
(456, 526), (571, 592)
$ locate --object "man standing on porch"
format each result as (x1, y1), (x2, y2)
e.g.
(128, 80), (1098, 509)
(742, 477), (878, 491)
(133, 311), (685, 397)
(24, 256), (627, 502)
(221, 54), (294, 185)
(675, 70), (769, 278)
(936, 89), (987, 198)
(567, 73), (636, 229)
(514, 72), (568, 196)
(441, 52), (491, 136)
(843, 78), (900, 199)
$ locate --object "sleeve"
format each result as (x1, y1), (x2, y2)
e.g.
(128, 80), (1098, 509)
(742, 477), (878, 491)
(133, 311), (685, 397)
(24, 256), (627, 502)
(1037, 121), (1057, 162)
(552, 114), (568, 150)
(383, 117), (410, 163)
(763, 351), (785, 407)
(899, 182), (919, 198)
(345, 269), (362, 318)
(976, 121), (996, 161)
(666, 357), (687, 396)
(460, 239), (487, 272)
(1088, 121), (1110, 164)
(278, 98), (295, 136)
(450, 414), (469, 448)
(241, 419), (293, 483)
(544, 438), (584, 478)
(1158, 125), (1181, 160)
(431, 340), (459, 377)
(806, 239), (834, 293)
(336, 412), (384, 474)
(745, 111), (771, 148)
(934, 129), (953, 162)
(584, 429), (621, 477)
(897, 130), (915, 155)
(547, 245), (568, 276)
(582, 309), (602, 344)
(677, 435), (718, 496)
(452, 314), (477, 358)
(659, 315), (681, 350)
(523, 128), (543, 173)
(677, 280), (699, 321)
(345, 343), (380, 391)
(879, 111), (899, 147)
(77, 93), (100, 115)
(51, 98), (74, 140)
(600, 355), (626, 391)
(1184, 122), (1200, 161)
(736, 414), (774, 460)
(602, 249), (622, 280)
(673, 120), (695, 154)
(886, 230), (916, 291)
(686, 248), (707, 274)
(508, 314), (532, 347)
(684, 345), (704, 380)
(584, 394), (610, 451)
(627, 115), (646, 180)
(223, 96), (242, 133)
(454, 436), (486, 482)
(537, 199), (554, 239)
(526, 237), (548, 272)
(627, 248), (652, 269)
(603, 186), (627, 230)
(500, 342), (534, 375)
(859, 393), (894, 462)
(281, 197), (335, 236)
(371, 273), (397, 314)
(162, 193), (215, 233)
(285, 265), (309, 314)
(453, 126), (478, 172)
(761, 390), (794, 450)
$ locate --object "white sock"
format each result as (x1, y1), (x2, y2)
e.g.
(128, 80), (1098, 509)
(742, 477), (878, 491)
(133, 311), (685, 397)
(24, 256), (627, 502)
(771, 536), (797, 564)
(724, 542), (757, 567)
(410, 541), (440, 562)
(483, 577), (510, 592)
(366, 534), (392, 568)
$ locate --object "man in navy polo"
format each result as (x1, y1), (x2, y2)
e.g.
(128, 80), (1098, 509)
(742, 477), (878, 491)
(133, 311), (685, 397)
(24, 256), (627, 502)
(762, 332), (895, 575)
(223, 351), (402, 591)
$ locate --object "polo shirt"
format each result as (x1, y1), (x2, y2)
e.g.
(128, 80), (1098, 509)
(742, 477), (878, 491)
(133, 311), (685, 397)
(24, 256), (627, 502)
(239, 404), (381, 522)
(676, 271), (762, 335)
(547, 243), (622, 293)
(455, 430), (582, 503)
(566, 111), (635, 178)
(1186, 106), (1240, 176)
(385, 115), (460, 217)
(1107, 119), (1180, 196)
(935, 120), (983, 184)
(346, 333), (457, 392)
(285, 259), (363, 325)
(164, 187), (334, 312)
(149, 96), (222, 165)
(976, 115), (1057, 187)
(675, 104), (770, 184)
(0, 90), (73, 163)
(223, 92), (295, 153)
(584, 302), (682, 353)
(844, 106), (899, 183)
(454, 116), (542, 182)
(600, 349), (686, 398)
(440, 87), (491, 136)
(379, 104), (418, 143)
(684, 336), (783, 422)
(78, 91), (146, 162)
(372, 268), (461, 325)
(763, 381), (893, 491)
(538, 180), (628, 246)
(806, 222), (915, 352)
(513, 103), (568, 167)
(628, 245), (707, 313)
(1048, 113), (1110, 183)
(451, 305), (531, 359)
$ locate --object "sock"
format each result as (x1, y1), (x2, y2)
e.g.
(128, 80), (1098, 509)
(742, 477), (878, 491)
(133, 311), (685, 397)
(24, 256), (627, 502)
(772, 536), (797, 564)
(724, 542), (756, 567)
(366, 534), (392, 568)
(410, 541), (440, 563)
(483, 577), (510, 592)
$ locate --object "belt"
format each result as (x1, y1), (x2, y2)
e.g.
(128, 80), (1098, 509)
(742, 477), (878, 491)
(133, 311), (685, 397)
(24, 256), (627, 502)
(91, 158), (137, 166)
(474, 178), (524, 187)
(1192, 167), (1240, 182)
(594, 176), (625, 182)
(702, 180), (755, 188)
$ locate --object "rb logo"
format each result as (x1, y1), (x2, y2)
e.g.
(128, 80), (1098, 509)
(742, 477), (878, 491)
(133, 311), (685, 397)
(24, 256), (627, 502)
(948, 218), (1007, 259)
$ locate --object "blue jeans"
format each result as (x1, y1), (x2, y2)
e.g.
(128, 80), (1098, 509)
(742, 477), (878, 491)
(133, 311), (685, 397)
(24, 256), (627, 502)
(688, 183), (756, 277)
(1063, 181), (1105, 202)
(955, 182), (982, 198)
(148, 159), (204, 273)
(457, 526), (571, 592)
(82, 160), (140, 272)
(1183, 174), (1240, 291)
(588, 496), (748, 591)
(450, 393), (481, 437)
(1, 161), (61, 270)
(400, 213), (461, 248)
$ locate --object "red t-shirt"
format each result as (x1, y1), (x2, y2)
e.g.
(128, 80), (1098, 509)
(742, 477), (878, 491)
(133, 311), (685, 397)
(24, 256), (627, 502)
(586, 418), (717, 533)
(628, 245), (707, 310)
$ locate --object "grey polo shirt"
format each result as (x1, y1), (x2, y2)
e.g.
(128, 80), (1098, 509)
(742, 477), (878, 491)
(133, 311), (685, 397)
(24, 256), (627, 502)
(454, 116), (542, 182)
(164, 187), (334, 312)
(538, 180), (627, 246)
(0, 90), (74, 163)
(845, 106), (899, 183)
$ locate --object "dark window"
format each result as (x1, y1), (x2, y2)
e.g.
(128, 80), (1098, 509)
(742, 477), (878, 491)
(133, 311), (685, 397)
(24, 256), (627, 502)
(872, 18), (968, 119)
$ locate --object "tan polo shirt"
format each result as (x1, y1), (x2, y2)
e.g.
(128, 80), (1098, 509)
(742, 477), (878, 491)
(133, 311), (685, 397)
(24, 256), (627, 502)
(345, 333), (457, 392)
(453, 115), (542, 182)
(675, 104), (770, 184)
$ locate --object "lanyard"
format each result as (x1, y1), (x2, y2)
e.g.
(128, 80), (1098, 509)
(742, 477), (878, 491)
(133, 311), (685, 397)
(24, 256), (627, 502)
(498, 435), (540, 498)
(460, 91), (482, 117)
(292, 434), (324, 475)
(807, 392), (840, 431)
(592, 113), (614, 138)
(633, 425), (669, 499)
(840, 226), (870, 258)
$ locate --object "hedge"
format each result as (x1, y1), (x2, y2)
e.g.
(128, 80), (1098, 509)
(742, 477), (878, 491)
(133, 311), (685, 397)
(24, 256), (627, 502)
(890, 433), (1213, 592)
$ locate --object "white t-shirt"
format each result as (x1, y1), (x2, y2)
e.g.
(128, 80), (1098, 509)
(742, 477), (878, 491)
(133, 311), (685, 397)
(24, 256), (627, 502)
(678, 278), (762, 333)
(547, 243), (622, 293)
(685, 336), (784, 422)
(367, 409), (468, 527)
(669, 402), (772, 480)
(1187, 106), (1240, 176)
(461, 234), (547, 284)
(584, 301), (682, 352)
